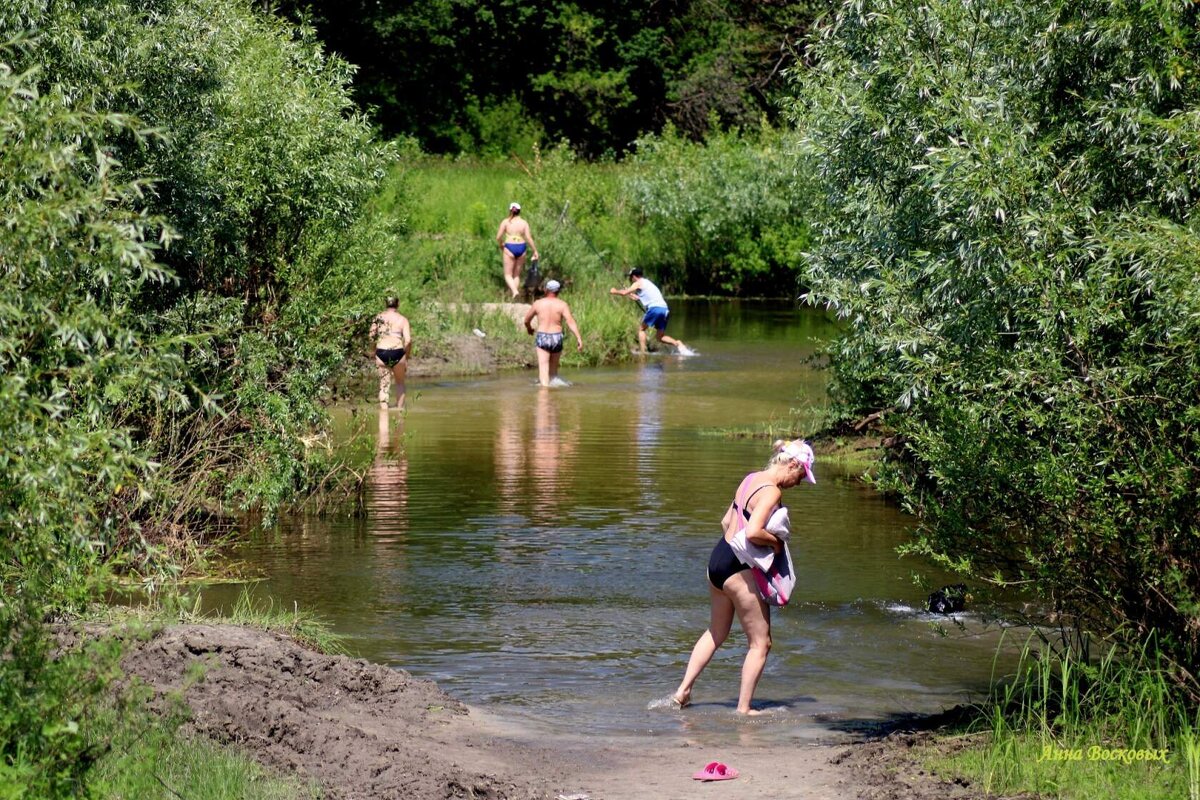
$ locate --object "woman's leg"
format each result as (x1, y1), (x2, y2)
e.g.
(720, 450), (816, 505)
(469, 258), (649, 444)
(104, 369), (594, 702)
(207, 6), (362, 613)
(502, 249), (520, 297)
(512, 252), (526, 297)
(376, 357), (391, 408)
(725, 571), (772, 714)
(673, 583), (734, 706)
(391, 358), (407, 410)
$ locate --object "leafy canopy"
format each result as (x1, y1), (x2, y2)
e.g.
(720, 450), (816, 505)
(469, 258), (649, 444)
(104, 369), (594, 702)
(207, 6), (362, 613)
(796, 0), (1200, 684)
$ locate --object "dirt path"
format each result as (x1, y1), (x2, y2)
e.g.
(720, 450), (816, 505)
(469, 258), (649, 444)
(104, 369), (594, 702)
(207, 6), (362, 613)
(121, 625), (990, 800)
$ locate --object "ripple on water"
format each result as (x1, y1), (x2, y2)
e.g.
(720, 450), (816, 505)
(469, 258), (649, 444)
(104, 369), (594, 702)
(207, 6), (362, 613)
(207, 302), (1023, 742)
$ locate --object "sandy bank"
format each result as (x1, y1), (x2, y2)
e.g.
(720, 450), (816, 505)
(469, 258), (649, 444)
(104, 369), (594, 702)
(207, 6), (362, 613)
(117, 623), (997, 800)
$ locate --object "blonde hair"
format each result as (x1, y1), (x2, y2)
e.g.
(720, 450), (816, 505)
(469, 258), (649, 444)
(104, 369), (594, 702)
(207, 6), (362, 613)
(766, 439), (796, 469)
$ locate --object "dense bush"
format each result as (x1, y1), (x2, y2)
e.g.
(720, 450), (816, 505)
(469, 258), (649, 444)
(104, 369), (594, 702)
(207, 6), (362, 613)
(1, 1), (401, 790)
(0, 42), (179, 795)
(796, 0), (1200, 687)
(625, 126), (811, 293)
(10, 0), (400, 524)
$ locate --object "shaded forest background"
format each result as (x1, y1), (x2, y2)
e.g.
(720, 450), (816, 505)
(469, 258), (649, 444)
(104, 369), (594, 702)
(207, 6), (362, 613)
(275, 0), (826, 155)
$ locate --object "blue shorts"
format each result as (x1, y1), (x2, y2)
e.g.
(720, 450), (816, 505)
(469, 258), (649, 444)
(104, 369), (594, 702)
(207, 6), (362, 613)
(642, 306), (669, 331)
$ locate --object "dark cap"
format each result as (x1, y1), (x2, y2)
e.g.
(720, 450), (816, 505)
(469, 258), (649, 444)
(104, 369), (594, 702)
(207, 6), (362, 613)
(628, 267), (643, 279)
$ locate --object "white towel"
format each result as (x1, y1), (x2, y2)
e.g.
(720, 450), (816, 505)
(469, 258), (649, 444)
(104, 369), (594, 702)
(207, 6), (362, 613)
(729, 506), (790, 571)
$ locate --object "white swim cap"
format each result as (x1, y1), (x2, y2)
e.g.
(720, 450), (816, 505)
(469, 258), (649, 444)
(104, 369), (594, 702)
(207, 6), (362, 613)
(545, 279), (561, 292)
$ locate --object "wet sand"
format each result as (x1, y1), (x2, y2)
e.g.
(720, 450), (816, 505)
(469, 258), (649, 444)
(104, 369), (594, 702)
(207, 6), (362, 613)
(119, 624), (995, 800)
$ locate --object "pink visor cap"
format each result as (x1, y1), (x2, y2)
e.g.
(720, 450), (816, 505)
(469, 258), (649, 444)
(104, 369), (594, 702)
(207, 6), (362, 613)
(783, 440), (816, 484)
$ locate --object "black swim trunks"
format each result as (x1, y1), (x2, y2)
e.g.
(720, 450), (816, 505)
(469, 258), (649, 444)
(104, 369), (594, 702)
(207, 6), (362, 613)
(535, 332), (564, 353)
(376, 347), (406, 367)
(707, 536), (748, 590)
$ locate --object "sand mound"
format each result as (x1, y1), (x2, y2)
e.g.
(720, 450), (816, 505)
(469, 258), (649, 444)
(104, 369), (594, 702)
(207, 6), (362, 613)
(121, 625), (560, 800)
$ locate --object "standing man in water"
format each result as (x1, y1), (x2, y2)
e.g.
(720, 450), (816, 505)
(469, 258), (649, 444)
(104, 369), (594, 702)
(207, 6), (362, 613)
(496, 202), (539, 299)
(524, 279), (583, 387)
(609, 267), (692, 355)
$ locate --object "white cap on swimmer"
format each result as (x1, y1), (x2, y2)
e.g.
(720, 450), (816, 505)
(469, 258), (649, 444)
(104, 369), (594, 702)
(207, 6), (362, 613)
(782, 440), (816, 484)
(509, 202), (521, 211)
(544, 279), (561, 292)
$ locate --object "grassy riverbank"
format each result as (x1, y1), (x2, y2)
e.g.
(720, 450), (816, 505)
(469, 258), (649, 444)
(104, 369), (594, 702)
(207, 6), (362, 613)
(925, 638), (1199, 800)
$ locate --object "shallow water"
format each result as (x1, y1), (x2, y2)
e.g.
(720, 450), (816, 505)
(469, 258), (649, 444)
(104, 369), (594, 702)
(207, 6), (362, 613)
(205, 300), (1017, 744)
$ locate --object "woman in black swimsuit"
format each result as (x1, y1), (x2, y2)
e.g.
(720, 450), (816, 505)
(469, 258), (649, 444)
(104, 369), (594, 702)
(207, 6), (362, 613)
(370, 294), (412, 410)
(670, 439), (816, 714)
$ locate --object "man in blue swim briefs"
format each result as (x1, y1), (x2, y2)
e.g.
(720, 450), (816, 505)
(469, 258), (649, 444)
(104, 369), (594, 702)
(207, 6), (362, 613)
(496, 202), (539, 299)
(609, 267), (691, 354)
(523, 279), (583, 387)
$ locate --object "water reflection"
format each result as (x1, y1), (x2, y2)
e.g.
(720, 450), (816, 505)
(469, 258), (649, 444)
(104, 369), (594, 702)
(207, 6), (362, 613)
(492, 386), (581, 525)
(531, 387), (579, 524)
(209, 302), (1020, 743)
(367, 409), (409, 541)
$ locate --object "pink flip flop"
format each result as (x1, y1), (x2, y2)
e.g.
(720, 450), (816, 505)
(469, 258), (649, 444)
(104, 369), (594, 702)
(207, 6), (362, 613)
(691, 761), (739, 781)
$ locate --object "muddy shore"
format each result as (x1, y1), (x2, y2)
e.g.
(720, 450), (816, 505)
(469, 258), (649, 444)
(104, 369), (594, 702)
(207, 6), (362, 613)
(118, 623), (998, 800)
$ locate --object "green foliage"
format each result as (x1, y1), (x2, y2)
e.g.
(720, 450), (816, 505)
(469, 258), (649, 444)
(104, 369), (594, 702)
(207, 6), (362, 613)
(0, 0), (402, 792)
(9, 0), (400, 523)
(796, 0), (1200, 683)
(275, 0), (829, 155)
(626, 125), (811, 292)
(0, 36), (181, 796)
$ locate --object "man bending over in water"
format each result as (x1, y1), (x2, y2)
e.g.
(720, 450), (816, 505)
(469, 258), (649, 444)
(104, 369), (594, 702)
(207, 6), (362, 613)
(609, 267), (692, 355)
(496, 202), (539, 299)
(524, 279), (583, 387)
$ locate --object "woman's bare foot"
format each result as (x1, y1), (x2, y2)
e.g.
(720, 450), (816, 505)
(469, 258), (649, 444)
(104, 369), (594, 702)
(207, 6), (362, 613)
(737, 707), (765, 716)
(671, 690), (691, 709)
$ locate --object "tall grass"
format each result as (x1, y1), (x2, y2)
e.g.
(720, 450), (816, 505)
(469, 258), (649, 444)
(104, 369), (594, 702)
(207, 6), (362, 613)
(185, 588), (347, 655)
(933, 633), (1199, 799)
(403, 159), (525, 237)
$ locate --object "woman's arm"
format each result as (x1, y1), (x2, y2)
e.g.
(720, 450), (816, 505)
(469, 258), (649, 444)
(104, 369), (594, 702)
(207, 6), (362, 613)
(720, 504), (736, 536)
(401, 316), (412, 350)
(743, 486), (784, 553)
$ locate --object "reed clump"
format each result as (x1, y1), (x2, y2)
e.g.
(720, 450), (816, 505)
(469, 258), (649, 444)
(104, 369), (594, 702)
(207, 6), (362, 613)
(933, 633), (1199, 800)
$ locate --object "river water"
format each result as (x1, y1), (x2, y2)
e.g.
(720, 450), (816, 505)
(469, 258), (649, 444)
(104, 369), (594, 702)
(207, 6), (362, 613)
(207, 300), (1014, 743)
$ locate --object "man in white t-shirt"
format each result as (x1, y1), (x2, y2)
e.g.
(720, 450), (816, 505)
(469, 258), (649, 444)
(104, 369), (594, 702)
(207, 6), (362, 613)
(609, 267), (692, 355)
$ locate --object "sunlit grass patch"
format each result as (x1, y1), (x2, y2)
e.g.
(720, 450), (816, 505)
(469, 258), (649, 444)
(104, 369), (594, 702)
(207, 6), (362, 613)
(926, 635), (1199, 800)
(397, 159), (524, 236)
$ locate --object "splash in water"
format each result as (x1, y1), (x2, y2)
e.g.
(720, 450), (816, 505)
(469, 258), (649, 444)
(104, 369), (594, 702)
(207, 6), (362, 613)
(646, 694), (685, 711)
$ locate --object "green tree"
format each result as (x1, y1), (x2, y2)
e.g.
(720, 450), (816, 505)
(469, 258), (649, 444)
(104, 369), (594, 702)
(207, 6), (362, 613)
(11, 0), (401, 518)
(0, 42), (181, 795)
(276, 0), (828, 154)
(796, 0), (1200, 686)
(625, 124), (810, 292)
